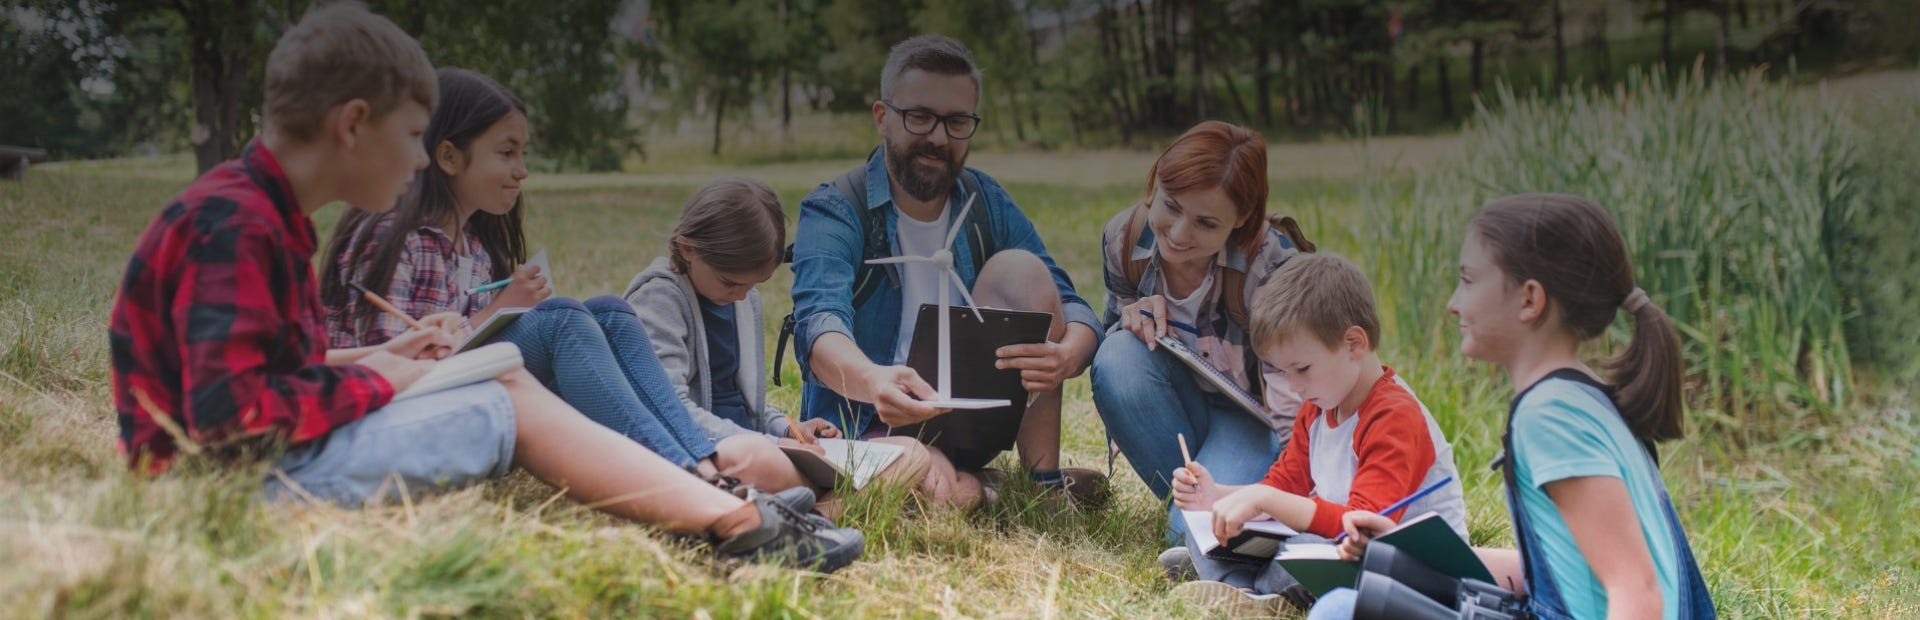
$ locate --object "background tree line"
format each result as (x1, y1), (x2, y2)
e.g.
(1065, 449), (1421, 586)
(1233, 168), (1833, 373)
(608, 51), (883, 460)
(6, 0), (1918, 171)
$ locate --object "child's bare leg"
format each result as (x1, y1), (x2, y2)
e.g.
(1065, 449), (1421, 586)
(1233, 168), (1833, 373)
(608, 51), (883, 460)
(713, 434), (809, 491)
(499, 370), (743, 535)
(972, 249), (1069, 472)
(918, 446), (984, 508)
(867, 436), (933, 489)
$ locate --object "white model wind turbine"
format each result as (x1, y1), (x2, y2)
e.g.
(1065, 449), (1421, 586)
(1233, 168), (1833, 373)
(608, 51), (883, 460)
(865, 192), (1009, 409)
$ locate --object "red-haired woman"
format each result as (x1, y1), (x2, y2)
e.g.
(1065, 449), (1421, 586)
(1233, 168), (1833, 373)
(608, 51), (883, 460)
(1090, 121), (1310, 545)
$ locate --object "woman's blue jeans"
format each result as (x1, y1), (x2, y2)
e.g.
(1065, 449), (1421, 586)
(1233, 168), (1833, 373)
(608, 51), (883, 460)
(1090, 330), (1282, 543)
(497, 296), (717, 467)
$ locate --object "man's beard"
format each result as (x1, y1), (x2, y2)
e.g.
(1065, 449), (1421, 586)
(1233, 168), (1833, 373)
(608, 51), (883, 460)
(887, 138), (964, 203)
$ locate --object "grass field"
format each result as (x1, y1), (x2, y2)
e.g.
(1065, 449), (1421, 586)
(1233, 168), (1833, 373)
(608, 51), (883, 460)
(4, 71), (1918, 618)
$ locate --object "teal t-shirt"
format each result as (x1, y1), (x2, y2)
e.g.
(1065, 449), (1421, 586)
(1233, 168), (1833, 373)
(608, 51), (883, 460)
(1510, 375), (1685, 620)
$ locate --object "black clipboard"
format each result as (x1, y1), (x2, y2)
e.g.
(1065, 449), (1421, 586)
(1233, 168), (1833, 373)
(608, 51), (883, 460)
(889, 304), (1053, 453)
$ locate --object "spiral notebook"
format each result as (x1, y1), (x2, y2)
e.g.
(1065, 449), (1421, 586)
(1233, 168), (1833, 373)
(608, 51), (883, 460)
(1156, 335), (1276, 425)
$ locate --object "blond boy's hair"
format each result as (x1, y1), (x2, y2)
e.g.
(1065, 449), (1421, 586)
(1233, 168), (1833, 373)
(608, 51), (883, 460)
(263, 2), (437, 142)
(1249, 253), (1382, 351)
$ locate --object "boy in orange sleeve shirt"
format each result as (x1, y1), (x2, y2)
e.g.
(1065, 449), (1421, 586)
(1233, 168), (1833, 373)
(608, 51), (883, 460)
(1167, 254), (1468, 611)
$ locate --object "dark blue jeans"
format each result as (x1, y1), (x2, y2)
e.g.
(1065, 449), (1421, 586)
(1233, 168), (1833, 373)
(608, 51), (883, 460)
(1091, 331), (1281, 543)
(497, 296), (717, 467)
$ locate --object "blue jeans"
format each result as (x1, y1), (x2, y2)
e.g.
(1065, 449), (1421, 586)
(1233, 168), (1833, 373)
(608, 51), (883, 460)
(1306, 587), (1358, 619)
(1090, 331), (1281, 542)
(497, 296), (717, 467)
(265, 380), (515, 507)
(1186, 532), (1331, 594)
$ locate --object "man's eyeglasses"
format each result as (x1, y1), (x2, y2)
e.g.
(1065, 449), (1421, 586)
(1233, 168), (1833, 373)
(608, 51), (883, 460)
(881, 100), (982, 140)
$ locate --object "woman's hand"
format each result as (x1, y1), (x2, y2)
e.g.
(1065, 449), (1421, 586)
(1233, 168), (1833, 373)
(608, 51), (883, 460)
(1118, 295), (1170, 349)
(381, 321), (460, 361)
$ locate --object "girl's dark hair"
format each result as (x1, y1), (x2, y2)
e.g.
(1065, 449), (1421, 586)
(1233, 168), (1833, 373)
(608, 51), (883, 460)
(1471, 193), (1686, 443)
(669, 177), (785, 274)
(321, 67), (528, 336)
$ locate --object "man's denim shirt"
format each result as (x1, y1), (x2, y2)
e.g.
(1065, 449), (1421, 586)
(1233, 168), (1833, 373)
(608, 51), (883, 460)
(789, 147), (1101, 435)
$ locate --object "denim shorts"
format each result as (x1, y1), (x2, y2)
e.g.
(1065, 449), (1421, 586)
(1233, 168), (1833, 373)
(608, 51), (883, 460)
(263, 381), (516, 507)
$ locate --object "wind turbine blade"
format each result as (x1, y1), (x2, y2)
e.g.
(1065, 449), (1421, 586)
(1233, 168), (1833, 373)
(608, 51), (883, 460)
(864, 255), (932, 265)
(943, 192), (979, 250)
(949, 270), (986, 323)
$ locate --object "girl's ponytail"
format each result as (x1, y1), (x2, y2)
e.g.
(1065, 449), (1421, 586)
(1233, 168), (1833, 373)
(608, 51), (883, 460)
(1606, 288), (1687, 442)
(1473, 194), (1688, 445)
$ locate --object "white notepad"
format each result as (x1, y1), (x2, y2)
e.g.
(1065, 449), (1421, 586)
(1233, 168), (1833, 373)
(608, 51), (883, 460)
(1182, 509), (1300, 563)
(391, 342), (524, 401)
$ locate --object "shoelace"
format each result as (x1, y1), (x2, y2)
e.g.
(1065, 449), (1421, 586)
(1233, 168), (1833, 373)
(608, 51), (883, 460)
(764, 494), (824, 535)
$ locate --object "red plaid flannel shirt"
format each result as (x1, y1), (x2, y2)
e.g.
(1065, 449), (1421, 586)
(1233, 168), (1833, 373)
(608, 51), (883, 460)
(109, 140), (394, 471)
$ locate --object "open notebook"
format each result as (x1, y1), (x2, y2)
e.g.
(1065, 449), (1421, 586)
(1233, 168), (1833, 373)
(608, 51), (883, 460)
(1272, 511), (1491, 597)
(458, 307), (529, 352)
(1181, 509), (1300, 564)
(1156, 335), (1276, 425)
(780, 438), (907, 491)
(391, 342), (524, 401)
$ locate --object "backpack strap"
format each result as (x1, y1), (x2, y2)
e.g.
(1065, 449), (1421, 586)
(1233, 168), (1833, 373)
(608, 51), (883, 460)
(772, 157), (993, 386)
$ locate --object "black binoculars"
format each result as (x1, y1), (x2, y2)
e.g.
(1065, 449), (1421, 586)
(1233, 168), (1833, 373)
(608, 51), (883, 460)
(1352, 542), (1530, 620)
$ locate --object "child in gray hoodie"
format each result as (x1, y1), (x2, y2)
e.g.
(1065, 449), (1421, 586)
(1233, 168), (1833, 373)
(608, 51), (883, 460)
(624, 178), (932, 500)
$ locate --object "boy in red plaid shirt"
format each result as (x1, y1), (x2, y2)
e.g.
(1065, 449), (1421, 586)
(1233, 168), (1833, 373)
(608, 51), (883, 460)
(107, 2), (861, 572)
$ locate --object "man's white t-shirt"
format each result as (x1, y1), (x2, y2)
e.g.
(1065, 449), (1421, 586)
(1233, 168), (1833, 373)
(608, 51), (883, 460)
(892, 204), (966, 365)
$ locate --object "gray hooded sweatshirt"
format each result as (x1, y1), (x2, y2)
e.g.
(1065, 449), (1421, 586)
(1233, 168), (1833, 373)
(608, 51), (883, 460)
(623, 256), (791, 440)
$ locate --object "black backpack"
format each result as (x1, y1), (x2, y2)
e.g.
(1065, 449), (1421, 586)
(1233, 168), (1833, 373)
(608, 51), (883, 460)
(772, 157), (993, 386)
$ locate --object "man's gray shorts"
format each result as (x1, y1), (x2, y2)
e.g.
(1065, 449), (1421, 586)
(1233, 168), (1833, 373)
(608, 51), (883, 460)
(263, 381), (516, 507)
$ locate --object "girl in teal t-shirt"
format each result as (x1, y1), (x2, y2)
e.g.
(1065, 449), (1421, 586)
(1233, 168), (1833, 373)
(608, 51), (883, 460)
(1313, 194), (1714, 620)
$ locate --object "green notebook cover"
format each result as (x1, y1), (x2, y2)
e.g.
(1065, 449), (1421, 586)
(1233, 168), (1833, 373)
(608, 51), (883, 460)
(1272, 512), (1488, 597)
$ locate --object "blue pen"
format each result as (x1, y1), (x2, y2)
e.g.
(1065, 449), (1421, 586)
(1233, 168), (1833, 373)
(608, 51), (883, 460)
(465, 278), (511, 296)
(1333, 474), (1455, 543)
(1137, 309), (1202, 336)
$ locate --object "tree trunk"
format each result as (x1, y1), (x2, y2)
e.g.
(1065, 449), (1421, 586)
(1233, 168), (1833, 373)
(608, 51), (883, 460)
(1737, 0), (1749, 28)
(1552, 0), (1567, 91)
(1469, 38), (1485, 96)
(1255, 31), (1273, 127)
(183, 0), (254, 174)
(1661, 0), (1675, 69)
(1405, 63), (1421, 114)
(711, 88), (726, 156)
(1436, 56), (1455, 120)
(1592, 5), (1614, 85)
(780, 0), (791, 153)
(1716, 0), (1731, 73)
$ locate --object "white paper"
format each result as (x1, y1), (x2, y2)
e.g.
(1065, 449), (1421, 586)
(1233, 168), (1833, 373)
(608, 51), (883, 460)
(527, 248), (552, 289)
(816, 438), (907, 490)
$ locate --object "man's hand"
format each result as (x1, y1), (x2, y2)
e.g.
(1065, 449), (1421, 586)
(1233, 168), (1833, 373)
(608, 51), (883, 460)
(867, 365), (949, 426)
(994, 323), (1096, 393)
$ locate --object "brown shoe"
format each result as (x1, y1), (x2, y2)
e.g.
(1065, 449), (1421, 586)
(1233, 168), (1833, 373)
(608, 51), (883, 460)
(1057, 467), (1111, 509)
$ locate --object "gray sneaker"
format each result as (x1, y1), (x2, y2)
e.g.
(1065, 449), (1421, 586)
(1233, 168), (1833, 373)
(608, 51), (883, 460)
(1157, 546), (1196, 581)
(713, 492), (864, 573)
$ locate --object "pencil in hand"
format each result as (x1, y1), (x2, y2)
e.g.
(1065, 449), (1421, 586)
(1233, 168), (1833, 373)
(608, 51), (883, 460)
(349, 281), (428, 332)
(1177, 433), (1193, 467)
(783, 410), (817, 446)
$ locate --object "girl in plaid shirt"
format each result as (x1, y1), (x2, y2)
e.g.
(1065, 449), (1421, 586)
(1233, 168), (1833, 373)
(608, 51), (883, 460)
(320, 68), (810, 496)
